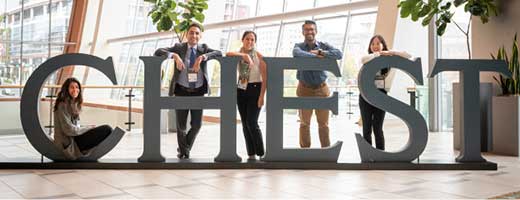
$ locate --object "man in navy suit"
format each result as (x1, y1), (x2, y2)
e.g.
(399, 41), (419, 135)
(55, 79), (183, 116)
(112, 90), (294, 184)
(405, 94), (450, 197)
(154, 23), (222, 159)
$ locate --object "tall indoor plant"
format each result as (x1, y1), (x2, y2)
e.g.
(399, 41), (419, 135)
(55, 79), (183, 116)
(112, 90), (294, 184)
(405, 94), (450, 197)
(491, 34), (520, 156)
(398, 0), (498, 59)
(493, 34), (520, 96)
(145, 0), (209, 43)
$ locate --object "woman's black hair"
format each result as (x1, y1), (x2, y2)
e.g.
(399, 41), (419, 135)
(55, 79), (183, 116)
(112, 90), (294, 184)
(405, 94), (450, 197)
(368, 35), (390, 75)
(53, 77), (83, 118)
(241, 30), (257, 42)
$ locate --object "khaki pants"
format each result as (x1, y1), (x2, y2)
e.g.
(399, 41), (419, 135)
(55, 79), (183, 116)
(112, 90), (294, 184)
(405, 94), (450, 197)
(296, 81), (331, 148)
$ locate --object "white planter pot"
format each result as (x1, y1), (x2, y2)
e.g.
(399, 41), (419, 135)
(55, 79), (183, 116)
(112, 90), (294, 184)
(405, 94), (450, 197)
(492, 95), (520, 156)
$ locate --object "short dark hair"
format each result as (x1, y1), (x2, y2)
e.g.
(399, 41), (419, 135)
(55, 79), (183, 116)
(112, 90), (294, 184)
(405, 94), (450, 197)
(188, 23), (204, 32)
(302, 20), (317, 30)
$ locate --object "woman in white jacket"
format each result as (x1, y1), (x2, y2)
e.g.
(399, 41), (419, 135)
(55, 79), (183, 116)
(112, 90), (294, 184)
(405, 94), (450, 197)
(359, 35), (411, 150)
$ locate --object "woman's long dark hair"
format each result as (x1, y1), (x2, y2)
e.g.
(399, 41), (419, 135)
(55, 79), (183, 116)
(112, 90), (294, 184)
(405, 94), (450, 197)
(368, 34), (390, 75)
(241, 30), (257, 41)
(53, 77), (83, 119)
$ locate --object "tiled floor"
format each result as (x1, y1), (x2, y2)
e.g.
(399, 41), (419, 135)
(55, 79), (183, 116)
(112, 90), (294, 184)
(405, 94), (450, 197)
(0, 116), (519, 199)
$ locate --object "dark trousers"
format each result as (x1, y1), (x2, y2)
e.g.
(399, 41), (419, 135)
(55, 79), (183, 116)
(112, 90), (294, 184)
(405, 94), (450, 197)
(359, 89), (387, 150)
(174, 84), (204, 155)
(74, 125), (112, 151)
(237, 83), (265, 156)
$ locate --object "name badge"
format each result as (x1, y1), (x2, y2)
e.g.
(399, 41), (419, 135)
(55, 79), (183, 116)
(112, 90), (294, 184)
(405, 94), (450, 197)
(237, 77), (248, 90)
(188, 72), (198, 83)
(375, 75), (385, 89)
(375, 79), (385, 89)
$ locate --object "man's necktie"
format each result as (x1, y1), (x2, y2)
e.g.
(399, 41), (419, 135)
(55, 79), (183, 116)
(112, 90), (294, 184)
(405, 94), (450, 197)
(189, 47), (197, 89)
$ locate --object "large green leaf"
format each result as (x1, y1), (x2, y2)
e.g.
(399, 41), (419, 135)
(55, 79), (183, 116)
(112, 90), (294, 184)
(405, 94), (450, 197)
(144, 0), (157, 4)
(491, 34), (520, 95)
(146, 0), (208, 42)
(437, 23), (447, 36)
(151, 11), (161, 23)
(194, 12), (205, 23)
(159, 16), (173, 31)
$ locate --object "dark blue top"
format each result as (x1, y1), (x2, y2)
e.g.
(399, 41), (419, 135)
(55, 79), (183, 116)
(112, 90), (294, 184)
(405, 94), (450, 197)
(292, 41), (343, 86)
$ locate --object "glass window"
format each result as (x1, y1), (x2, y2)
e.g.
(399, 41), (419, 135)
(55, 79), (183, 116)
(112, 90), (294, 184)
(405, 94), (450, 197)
(13, 13), (20, 24)
(438, 7), (469, 131)
(23, 9), (30, 19)
(344, 14), (376, 78)
(226, 26), (254, 51)
(257, 0), (283, 16)
(316, 17), (347, 53)
(254, 25), (280, 57)
(277, 22), (303, 57)
(33, 6), (43, 17)
(234, 0), (257, 20)
(51, 2), (58, 13)
(315, 0), (347, 8)
(285, 0), (314, 12)
(0, 0), (74, 139)
(316, 17), (348, 87)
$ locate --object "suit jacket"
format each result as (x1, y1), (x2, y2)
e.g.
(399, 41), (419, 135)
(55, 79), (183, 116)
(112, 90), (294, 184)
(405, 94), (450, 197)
(154, 42), (222, 96)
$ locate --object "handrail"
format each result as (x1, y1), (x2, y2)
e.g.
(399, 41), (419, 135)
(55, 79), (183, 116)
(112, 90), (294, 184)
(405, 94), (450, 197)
(0, 85), (361, 89)
(0, 85), (145, 89)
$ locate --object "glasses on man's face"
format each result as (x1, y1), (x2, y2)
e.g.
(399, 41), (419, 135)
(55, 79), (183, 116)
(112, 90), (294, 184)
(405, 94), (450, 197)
(303, 28), (316, 33)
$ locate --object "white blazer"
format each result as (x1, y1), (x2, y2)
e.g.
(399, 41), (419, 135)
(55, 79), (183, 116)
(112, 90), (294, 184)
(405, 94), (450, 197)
(360, 50), (412, 92)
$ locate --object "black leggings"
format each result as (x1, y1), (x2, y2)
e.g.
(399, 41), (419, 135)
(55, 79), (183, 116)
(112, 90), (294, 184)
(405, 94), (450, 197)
(359, 90), (387, 150)
(74, 125), (112, 151)
(237, 83), (265, 156)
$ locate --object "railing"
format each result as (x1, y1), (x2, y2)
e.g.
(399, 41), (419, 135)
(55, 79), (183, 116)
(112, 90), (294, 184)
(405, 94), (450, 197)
(0, 85), (145, 132)
(0, 84), (421, 134)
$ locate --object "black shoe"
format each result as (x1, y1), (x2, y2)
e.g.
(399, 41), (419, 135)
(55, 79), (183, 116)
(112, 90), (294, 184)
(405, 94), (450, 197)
(177, 153), (184, 159)
(177, 148), (188, 159)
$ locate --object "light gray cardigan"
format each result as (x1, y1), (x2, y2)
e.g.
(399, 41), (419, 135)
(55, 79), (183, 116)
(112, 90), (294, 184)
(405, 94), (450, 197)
(53, 103), (92, 160)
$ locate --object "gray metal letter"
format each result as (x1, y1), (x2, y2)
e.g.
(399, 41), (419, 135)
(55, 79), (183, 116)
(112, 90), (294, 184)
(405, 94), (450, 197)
(262, 57), (342, 162)
(357, 56), (427, 162)
(20, 53), (122, 161)
(429, 59), (509, 162)
(138, 56), (241, 162)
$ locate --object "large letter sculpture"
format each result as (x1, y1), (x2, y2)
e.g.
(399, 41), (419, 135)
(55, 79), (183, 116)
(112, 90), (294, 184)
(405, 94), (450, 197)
(20, 53), (124, 161)
(262, 57), (342, 162)
(429, 59), (509, 162)
(138, 56), (242, 162)
(356, 56), (427, 162)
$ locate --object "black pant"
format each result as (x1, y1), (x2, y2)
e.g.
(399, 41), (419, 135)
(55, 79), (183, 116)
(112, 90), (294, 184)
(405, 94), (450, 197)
(174, 84), (204, 155)
(359, 89), (387, 150)
(74, 125), (112, 151)
(237, 83), (265, 156)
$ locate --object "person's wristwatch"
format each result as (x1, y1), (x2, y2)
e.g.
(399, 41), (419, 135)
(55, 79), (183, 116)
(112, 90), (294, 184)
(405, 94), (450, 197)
(317, 49), (323, 56)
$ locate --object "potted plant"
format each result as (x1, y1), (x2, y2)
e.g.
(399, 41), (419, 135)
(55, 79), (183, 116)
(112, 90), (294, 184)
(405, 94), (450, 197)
(398, 0), (498, 59)
(492, 34), (520, 156)
(145, 0), (209, 43)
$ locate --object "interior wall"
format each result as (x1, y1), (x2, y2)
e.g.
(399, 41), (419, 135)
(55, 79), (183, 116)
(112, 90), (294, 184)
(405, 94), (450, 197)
(473, 0), (520, 93)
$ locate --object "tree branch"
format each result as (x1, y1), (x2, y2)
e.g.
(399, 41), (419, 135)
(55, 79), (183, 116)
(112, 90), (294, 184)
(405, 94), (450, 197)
(466, 15), (472, 59)
(452, 20), (468, 36)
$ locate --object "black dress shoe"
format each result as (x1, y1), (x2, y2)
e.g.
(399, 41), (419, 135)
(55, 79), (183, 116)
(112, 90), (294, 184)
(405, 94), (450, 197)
(177, 148), (186, 159)
(176, 148), (190, 159)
